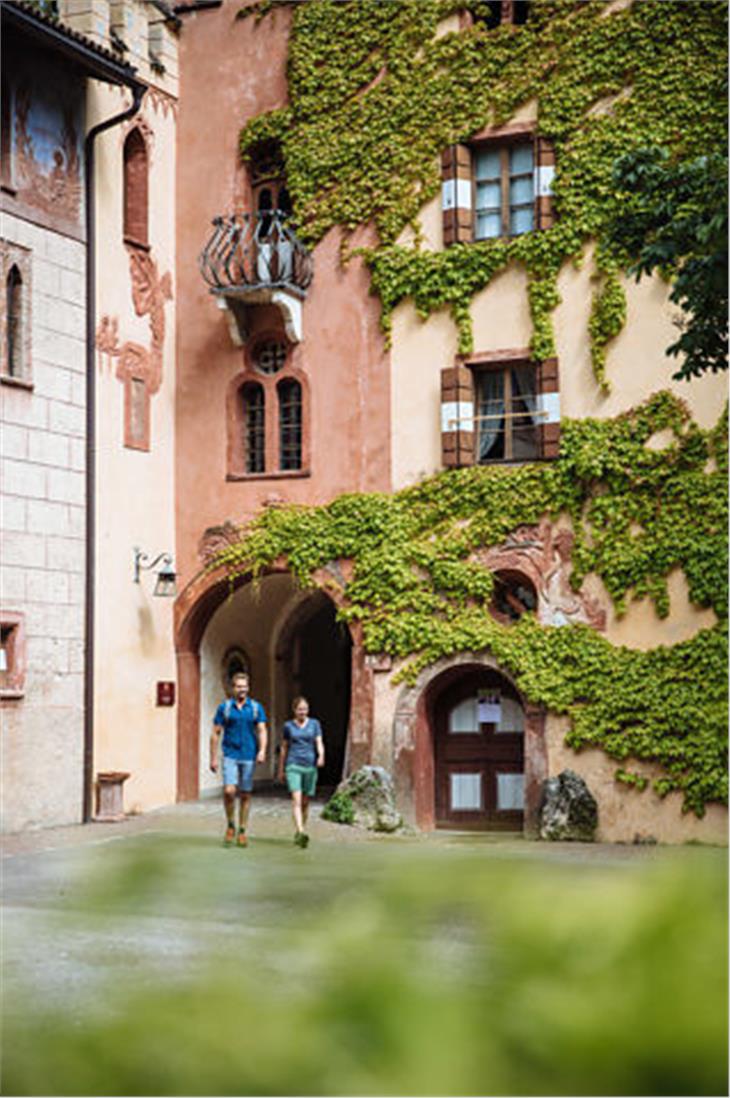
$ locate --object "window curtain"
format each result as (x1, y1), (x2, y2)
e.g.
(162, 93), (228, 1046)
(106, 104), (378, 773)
(477, 371), (504, 461)
(511, 363), (539, 424)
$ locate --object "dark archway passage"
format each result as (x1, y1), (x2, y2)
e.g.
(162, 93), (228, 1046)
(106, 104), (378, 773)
(281, 596), (351, 788)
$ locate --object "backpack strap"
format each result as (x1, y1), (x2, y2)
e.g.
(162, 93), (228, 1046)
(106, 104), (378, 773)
(224, 698), (232, 721)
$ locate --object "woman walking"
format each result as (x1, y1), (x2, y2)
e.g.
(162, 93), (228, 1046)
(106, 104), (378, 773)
(278, 696), (324, 847)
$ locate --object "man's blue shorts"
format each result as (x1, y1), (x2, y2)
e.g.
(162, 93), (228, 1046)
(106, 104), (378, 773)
(222, 757), (255, 792)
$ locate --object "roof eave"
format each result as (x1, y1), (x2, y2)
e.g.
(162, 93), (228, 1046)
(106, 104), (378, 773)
(2, 2), (145, 90)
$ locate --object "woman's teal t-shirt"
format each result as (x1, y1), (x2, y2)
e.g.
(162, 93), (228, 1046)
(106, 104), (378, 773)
(283, 718), (322, 768)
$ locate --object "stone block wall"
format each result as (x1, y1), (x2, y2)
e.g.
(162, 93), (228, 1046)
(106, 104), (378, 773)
(1, 212), (86, 831)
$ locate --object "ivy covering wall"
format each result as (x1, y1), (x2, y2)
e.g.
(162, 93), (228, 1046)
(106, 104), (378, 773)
(228, 0), (728, 816)
(214, 395), (727, 816)
(239, 0), (727, 383)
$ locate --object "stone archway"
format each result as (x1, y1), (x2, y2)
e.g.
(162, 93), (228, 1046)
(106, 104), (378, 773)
(392, 653), (547, 835)
(174, 562), (360, 802)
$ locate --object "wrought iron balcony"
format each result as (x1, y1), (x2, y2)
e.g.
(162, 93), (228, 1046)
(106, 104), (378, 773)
(199, 209), (312, 344)
(199, 209), (313, 296)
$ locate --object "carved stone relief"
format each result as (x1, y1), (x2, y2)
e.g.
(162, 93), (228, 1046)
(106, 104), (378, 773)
(197, 521), (244, 565)
(475, 517), (607, 630)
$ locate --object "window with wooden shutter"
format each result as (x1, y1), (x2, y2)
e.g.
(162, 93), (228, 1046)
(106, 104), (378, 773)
(440, 365), (474, 468)
(442, 124), (556, 247)
(441, 144), (473, 246)
(451, 350), (560, 464)
(534, 135), (556, 230)
(474, 143), (534, 240)
(535, 356), (560, 458)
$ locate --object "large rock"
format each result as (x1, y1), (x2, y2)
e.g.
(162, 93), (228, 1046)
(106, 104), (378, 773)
(539, 769), (598, 841)
(326, 766), (402, 832)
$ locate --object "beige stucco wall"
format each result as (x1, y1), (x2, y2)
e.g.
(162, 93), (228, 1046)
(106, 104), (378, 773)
(553, 247), (726, 427)
(386, 180), (726, 842)
(390, 246), (726, 492)
(583, 569), (718, 651)
(546, 715), (727, 845)
(91, 76), (178, 815)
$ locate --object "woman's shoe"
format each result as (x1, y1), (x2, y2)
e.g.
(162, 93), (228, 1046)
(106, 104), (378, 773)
(224, 824), (236, 846)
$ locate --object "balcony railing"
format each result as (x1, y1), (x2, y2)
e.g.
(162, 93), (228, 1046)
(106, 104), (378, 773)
(199, 209), (313, 296)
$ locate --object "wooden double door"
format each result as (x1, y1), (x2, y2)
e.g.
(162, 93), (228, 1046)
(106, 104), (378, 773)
(435, 673), (525, 831)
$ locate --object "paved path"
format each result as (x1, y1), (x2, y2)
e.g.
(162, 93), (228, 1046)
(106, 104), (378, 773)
(0, 796), (689, 1010)
(1, 793), (674, 1012)
(3, 796), (725, 1097)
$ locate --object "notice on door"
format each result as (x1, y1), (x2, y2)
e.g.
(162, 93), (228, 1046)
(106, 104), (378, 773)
(478, 695), (501, 723)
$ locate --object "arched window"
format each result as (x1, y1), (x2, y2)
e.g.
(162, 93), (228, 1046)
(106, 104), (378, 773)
(123, 128), (148, 246)
(278, 378), (302, 471)
(6, 265), (23, 377)
(227, 336), (309, 480)
(242, 382), (265, 473)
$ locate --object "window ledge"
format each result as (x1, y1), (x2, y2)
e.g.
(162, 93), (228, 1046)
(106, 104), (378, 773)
(0, 374), (33, 391)
(477, 458), (556, 467)
(227, 469), (311, 482)
(1, 689), (25, 702)
(1, 181), (17, 196)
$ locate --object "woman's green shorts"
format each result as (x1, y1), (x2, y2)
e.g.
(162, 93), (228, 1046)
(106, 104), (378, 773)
(286, 764), (318, 797)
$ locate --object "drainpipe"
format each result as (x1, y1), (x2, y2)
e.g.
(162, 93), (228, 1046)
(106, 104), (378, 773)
(83, 83), (146, 823)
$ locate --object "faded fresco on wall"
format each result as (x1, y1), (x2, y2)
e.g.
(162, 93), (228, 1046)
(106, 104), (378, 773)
(8, 57), (84, 227)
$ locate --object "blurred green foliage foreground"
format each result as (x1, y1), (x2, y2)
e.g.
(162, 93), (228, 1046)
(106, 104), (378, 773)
(4, 836), (727, 1097)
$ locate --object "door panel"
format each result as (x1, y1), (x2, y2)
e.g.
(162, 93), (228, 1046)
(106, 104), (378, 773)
(435, 674), (524, 830)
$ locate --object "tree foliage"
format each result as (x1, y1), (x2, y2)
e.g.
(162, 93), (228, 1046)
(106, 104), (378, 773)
(606, 147), (728, 381)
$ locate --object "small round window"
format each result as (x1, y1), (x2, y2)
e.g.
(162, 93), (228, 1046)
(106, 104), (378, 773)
(492, 571), (538, 622)
(253, 339), (288, 375)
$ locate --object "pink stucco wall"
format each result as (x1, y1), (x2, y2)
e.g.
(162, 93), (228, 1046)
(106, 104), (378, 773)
(175, 0), (391, 587)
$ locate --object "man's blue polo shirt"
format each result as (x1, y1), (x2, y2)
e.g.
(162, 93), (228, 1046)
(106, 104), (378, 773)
(214, 697), (266, 761)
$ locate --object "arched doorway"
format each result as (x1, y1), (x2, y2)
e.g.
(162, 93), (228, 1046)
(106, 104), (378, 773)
(276, 592), (351, 788)
(433, 669), (525, 830)
(175, 563), (356, 802)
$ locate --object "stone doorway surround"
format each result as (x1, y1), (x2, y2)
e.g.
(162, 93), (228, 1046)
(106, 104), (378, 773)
(392, 653), (547, 835)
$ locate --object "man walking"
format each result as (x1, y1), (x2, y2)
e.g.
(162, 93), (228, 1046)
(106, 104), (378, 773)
(210, 672), (267, 847)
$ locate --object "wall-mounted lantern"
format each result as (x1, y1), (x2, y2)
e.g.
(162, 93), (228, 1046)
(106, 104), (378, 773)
(133, 547), (177, 597)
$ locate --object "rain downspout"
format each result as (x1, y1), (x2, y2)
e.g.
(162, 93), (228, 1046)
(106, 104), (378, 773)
(83, 83), (146, 823)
